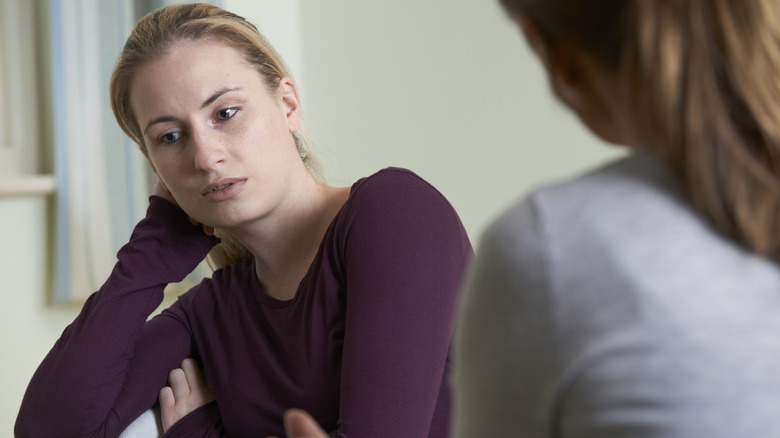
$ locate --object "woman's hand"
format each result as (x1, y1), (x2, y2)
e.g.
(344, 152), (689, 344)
(159, 358), (215, 433)
(152, 180), (215, 236)
(266, 409), (328, 438)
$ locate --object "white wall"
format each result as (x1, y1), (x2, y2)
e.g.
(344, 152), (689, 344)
(2, 0), (625, 434)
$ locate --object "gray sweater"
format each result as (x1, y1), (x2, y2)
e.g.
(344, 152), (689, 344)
(453, 151), (780, 437)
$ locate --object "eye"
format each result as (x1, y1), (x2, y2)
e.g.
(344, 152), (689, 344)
(216, 107), (239, 121)
(159, 131), (182, 145)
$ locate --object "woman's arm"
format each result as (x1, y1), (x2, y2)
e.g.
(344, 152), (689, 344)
(15, 196), (219, 438)
(336, 169), (472, 437)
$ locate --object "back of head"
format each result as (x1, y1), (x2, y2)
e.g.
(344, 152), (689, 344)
(110, 3), (318, 270)
(501, 0), (780, 261)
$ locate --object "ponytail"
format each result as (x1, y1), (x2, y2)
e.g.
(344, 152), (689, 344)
(501, 0), (780, 260)
(625, 0), (780, 260)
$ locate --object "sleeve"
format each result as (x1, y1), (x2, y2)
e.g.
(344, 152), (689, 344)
(15, 196), (220, 438)
(335, 169), (473, 437)
(164, 401), (228, 438)
(451, 197), (560, 438)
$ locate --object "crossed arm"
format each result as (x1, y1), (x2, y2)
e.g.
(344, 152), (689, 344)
(166, 359), (326, 438)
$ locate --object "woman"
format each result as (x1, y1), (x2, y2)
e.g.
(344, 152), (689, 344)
(453, 0), (780, 437)
(15, 3), (471, 437)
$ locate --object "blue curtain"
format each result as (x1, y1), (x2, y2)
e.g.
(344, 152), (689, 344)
(50, 0), (146, 302)
(50, 0), (222, 302)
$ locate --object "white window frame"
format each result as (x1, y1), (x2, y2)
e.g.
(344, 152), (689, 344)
(0, 0), (55, 197)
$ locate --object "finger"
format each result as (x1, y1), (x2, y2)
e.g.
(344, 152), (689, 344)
(180, 359), (206, 395)
(159, 386), (174, 408)
(182, 359), (216, 408)
(158, 386), (176, 432)
(180, 358), (198, 385)
(187, 217), (215, 236)
(284, 409), (327, 438)
(168, 368), (190, 401)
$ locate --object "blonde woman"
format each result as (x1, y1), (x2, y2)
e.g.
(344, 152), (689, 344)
(16, 4), (471, 437)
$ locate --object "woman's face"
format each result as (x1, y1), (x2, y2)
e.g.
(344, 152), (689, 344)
(130, 39), (305, 229)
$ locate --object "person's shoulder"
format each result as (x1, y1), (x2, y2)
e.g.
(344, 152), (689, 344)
(350, 166), (438, 195)
(535, 150), (682, 208)
(478, 195), (542, 269)
(476, 151), (674, 267)
(337, 167), (469, 247)
(346, 166), (453, 210)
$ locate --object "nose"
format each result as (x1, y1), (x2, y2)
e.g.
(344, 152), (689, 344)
(190, 127), (226, 172)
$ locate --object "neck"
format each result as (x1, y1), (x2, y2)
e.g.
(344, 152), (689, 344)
(228, 174), (348, 300)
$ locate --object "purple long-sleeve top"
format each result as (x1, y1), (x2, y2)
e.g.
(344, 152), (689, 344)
(16, 168), (472, 438)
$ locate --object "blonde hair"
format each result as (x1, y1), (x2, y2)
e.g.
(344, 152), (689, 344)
(110, 3), (322, 269)
(501, 0), (780, 261)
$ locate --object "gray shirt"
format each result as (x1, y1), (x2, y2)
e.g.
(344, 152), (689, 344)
(453, 151), (780, 437)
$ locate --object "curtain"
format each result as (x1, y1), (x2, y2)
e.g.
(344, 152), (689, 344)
(50, 0), (149, 302)
(49, 0), (220, 302)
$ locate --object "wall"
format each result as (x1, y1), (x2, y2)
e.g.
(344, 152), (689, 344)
(2, 0), (625, 434)
(299, 0), (624, 241)
(0, 197), (80, 431)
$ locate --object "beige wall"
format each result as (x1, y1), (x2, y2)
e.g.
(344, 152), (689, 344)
(299, 0), (624, 241)
(1, 0), (623, 434)
(0, 198), (78, 433)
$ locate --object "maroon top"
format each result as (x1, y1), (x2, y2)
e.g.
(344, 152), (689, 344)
(16, 168), (472, 438)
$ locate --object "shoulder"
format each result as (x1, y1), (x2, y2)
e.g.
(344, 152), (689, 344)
(462, 197), (547, 330)
(330, 166), (472, 258)
(341, 167), (464, 227)
(530, 150), (686, 226)
(461, 151), (685, 355)
(348, 167), (448, 204)
(471, 150), (691, 302)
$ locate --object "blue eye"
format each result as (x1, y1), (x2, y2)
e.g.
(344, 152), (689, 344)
(160, 132), (181, 144)
(217, 107), (238, 121)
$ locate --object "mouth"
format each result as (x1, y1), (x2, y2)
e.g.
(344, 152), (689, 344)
(202, 178), (246, 196)
(212, 183), (232, 192)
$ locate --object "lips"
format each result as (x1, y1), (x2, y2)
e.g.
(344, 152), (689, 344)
(201, 178), (247, 202)
(202, 178), (245, 196)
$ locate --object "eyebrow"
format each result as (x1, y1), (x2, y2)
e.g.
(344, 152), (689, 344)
(142, 87), (243, 136)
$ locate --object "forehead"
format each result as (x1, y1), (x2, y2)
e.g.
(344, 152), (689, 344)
(129, 40), (265, 118)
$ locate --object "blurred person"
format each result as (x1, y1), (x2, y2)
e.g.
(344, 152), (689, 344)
(453, 0), (780, 436)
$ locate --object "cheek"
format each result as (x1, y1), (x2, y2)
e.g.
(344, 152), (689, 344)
(147, 154), (181, 188)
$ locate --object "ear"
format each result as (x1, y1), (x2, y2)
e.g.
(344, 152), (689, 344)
(517, 16), (551, 70)
(548, 48), (593, 113)
(277, 77), (302, 133)
(516, 16), (592, 112)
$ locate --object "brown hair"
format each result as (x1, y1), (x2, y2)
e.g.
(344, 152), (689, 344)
(110, 3), (321, 269)
(501, 0), (780, 261)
